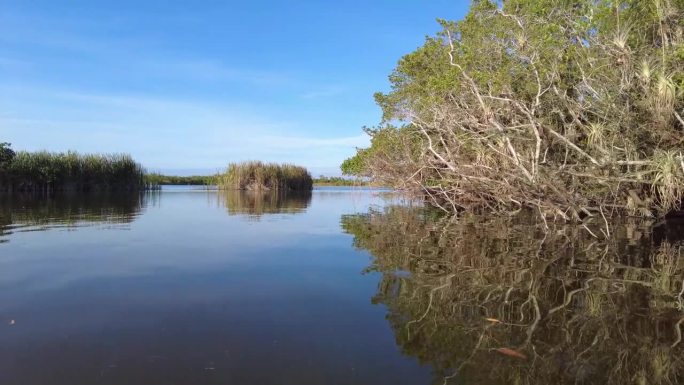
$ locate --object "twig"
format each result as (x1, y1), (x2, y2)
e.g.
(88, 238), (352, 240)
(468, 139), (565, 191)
(671, 317), (684, 348)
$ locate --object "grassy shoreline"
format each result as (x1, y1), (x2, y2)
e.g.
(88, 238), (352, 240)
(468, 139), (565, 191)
(0, 147), (147, 193)
(0, 144), (370, 192)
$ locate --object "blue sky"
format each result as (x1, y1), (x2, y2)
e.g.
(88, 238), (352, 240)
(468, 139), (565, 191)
(0, 1), (468, 175)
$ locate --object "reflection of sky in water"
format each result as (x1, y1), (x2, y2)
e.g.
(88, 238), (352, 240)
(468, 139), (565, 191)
(0, 188), (427, 385)
(0, 189), (402, 290)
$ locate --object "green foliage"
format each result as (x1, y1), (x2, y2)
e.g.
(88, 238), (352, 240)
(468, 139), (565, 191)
(0, 143), (15, 166)
(347, 0), (684, 218)
(216, 161), (313, 191)
(0, 150), (146, 193)
(341, 125), (421, 182)
(340, 152), (367, 176)
(313, 176), (367, 186)
(144, 173), (215, 186)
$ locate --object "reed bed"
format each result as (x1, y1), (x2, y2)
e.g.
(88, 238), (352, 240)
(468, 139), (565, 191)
(0, 151), (147, 193)
(216, 161), (313, 191)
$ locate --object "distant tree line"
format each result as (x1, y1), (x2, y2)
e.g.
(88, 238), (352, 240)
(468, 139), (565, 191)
(144, 173), (215, 186)
(146, 173), (367, 187)
(313, 176), (368, 186)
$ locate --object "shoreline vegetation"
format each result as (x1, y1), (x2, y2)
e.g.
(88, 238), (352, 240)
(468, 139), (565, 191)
(144, 173), (215, 186)
(0, 143), (148, 193)
(341, 1), (684, 220)
(0, 144), (370, 193)
(216, 161), (313, 191)
(312, 176), (370, 187)
(143, 173), (368, 187)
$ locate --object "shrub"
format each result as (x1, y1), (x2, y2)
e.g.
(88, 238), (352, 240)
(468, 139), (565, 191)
(344, 0), (684, 219)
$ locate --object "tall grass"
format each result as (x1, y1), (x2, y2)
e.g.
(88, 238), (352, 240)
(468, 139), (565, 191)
(0, 151), (147, 193)
(216, 161), (313, 191)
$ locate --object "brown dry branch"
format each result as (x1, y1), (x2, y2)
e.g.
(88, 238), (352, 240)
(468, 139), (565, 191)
(347, 2), (684, 220)
(342, 206), (684, 384)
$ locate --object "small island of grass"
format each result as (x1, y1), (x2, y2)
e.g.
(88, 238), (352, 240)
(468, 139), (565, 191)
(216, 161), (313, 191)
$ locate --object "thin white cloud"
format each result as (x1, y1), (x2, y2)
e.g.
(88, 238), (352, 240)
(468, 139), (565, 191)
(0, 12), (294, 88)
(0, 85), (366, 171)
(0, 10), (370, 173)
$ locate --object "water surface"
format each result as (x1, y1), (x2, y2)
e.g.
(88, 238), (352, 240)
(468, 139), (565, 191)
(1, 187), (683, 384)
(0, 187), (430, 385)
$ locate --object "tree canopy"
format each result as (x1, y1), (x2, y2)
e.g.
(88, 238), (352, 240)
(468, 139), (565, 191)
(0, 143), (16, 166)
(343, 0), (684, 219)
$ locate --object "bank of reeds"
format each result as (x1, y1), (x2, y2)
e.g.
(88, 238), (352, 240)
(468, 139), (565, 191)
(216, 161), (313, 191)
(0, 151), (147, 193)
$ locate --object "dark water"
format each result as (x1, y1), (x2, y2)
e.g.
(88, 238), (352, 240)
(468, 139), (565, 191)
(0, 187), (683, 385)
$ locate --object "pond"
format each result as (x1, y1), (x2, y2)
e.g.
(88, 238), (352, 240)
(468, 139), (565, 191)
(0, 187), (682, 384)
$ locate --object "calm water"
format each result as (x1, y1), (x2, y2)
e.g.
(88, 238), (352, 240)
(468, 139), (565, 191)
(1, 187), (683, 384)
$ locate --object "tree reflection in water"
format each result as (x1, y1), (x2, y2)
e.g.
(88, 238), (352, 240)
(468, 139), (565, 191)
(342, 207), (684, 385)
(0, 192), (144, 243)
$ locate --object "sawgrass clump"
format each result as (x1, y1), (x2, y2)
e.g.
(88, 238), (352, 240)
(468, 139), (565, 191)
(217, 161), (313, 191)
(0, 150), (146, 193)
